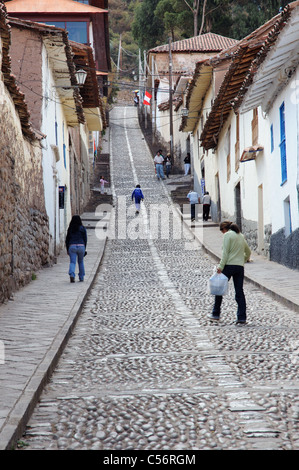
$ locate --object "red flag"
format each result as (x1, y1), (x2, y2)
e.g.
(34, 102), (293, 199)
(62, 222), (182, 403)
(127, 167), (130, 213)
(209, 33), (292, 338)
(143, 91), (152, 105)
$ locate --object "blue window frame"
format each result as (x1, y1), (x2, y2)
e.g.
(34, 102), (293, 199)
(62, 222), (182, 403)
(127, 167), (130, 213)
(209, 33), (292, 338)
(270, 124), (274, 153)
(279, 102), (287, 184)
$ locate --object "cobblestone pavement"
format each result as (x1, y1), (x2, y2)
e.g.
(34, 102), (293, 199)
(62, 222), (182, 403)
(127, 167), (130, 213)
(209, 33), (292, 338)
(19, 106), (299, 451)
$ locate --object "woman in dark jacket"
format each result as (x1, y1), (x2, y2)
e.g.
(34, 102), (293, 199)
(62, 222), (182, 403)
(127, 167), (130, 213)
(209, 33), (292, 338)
(65, 215), (87, 283)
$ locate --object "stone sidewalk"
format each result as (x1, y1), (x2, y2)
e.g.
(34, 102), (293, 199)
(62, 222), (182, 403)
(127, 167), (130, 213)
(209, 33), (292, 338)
(164, 172), (299, 314)
(182, 210), (299, 314)
(0, 212), (110, 450)
(1, 178), (299, 450)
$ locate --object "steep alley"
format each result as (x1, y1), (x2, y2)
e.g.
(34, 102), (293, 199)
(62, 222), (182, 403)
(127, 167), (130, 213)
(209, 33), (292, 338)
(19, 106), (299, 451)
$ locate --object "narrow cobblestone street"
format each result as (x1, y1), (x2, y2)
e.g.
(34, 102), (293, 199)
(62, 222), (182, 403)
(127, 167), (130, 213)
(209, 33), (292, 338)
(19, 106), (299, 451)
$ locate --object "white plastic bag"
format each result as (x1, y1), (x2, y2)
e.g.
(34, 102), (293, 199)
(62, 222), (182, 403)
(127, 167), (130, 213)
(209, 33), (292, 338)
(208, 268), (228, 296)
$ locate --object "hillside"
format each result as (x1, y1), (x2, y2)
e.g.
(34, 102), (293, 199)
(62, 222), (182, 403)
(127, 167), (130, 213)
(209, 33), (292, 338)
(108, 0), (290, 80)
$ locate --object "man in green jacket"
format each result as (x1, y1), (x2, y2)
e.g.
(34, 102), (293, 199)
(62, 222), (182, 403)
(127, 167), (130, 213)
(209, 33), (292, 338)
(210, 221), (251, 325)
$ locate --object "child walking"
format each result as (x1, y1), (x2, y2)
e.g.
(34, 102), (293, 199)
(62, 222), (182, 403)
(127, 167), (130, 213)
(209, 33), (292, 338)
(100, 176), (108, 194)
(131, 184), (144, 214)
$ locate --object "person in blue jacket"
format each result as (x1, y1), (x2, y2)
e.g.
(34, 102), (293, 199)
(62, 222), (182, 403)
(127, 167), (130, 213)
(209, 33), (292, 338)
(132, 184), (144, 214)
(65, 215), (87, 283)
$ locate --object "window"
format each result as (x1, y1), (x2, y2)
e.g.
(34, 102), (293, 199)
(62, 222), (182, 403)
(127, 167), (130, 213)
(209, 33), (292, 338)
(67, 22), (88, 43)
(62, 122), (67, 169)
(279, 102), (287, 184)
(45, 21), (88, 44)
(270, 124), (274, 153)
(284, 197), (292, 237)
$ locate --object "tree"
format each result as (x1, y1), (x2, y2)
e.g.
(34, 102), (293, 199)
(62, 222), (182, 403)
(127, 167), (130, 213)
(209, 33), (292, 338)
(132, 0), (165, 50)
(182, 0), (201, 36)
(229, 0), (289, 39)
(154, 0), (178, 41)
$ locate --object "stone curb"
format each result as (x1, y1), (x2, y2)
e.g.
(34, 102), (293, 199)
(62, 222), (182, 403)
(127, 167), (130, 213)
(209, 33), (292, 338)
(0, 218), (109, 450)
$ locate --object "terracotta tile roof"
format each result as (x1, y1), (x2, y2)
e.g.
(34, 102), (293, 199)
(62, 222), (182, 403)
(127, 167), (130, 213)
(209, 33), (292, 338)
(180, 61), (213, 132)
(4, 0), (107, 14)
(233, 2), (299, 114)
(149, 32), (238, 54)
(70, 40), (107, 129)
(200, 4), (295, 150)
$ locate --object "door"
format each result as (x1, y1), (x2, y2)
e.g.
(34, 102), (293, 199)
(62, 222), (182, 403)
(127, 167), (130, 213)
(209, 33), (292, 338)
(235, 182), (242, 231)
(258, 184), (264, 252)
(215, 173), (221, 222)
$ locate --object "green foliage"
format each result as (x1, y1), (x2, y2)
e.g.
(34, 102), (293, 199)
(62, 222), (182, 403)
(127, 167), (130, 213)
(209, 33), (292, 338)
(132, 0), (165, 50)
(108, 0), (291, 78)
(109, 0), (140, 78)
(229, 0), (289, 39)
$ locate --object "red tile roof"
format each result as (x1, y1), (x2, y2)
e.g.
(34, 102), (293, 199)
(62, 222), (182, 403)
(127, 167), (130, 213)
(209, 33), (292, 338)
(200, 4), (296, 150)
(4, 0), (107, 14)
(149, 33), (238, 54)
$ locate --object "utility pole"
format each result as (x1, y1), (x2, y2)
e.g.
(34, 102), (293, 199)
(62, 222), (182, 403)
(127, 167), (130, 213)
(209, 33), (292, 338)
(117, 34), (122, 80)
(168, 37), (174, 161)
(144, 50), (147, 129)
(151, 55), (156, 146)
(138, 49), (143, 112)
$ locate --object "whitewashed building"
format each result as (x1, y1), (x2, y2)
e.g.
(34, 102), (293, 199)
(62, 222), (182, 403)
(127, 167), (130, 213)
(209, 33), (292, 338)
(236, 1), (299, 268)
(184, 1), (299, 267)
(9, 19), (104, 259)
(146, 33), (238, 170)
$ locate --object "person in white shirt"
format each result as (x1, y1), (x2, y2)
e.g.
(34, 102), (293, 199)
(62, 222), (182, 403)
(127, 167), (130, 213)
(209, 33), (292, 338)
(154, 150), (165, 180)
(202, 191), (211, 221)
(187, 190), (199, 221)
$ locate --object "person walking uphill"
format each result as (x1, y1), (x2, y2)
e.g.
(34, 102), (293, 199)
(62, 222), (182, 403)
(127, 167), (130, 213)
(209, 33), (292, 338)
(66, 215), (87, 283)
(132, 184), (144, 214)
(187, 189), (200, 222)
(154, 150), (165, 180)
(209, 221), (251, 325)
(184, 153), (191, 176)
(202, 191), (211, 221)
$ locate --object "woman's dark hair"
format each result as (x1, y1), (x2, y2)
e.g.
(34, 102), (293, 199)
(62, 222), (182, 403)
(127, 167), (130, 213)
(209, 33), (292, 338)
(69, 215), (83, 232)
(220, 221), (240, 234)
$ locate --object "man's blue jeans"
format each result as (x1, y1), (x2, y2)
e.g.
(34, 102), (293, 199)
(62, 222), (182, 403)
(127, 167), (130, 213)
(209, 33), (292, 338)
(68, 245), (85, 281)
(156, 164), (165, 179)
(212, 265), (246, 321)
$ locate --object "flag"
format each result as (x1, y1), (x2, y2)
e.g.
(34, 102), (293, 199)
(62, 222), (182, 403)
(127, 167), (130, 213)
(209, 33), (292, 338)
(143, 91), (152, 106)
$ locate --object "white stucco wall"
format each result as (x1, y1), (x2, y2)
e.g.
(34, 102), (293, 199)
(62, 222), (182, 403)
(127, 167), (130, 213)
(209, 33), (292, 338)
(267, 71), (299, 235)
(41, 45), (71, 256)
(193, 86), (218, 207)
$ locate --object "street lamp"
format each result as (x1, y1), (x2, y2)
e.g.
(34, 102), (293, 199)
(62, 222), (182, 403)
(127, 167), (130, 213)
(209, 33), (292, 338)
(54, 69), (88, 89)
(75, 69), (87, 86)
